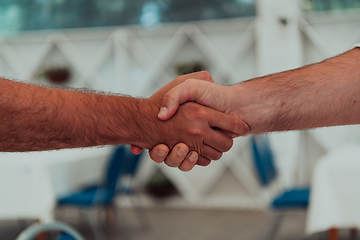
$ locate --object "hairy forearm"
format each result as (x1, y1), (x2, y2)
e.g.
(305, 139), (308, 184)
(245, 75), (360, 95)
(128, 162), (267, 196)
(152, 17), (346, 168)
(232, 48), (360, 133)
(0, 78), (155, 152)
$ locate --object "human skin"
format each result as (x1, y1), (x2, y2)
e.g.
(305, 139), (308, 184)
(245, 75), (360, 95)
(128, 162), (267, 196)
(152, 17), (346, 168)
(154, 48), (360, 164)
(0, 72), (248, 169)
(131, 71), (249, 170)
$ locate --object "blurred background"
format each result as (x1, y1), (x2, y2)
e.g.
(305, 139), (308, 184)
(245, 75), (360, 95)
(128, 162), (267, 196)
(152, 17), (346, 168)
(1, 0), (360, 239)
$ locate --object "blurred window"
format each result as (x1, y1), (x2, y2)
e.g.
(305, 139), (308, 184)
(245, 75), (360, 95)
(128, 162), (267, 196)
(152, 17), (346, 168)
(0, 0), (255, 33)
(303, 0), (360, 11)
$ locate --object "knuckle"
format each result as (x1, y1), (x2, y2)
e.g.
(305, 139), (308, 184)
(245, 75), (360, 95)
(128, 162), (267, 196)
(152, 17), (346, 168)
(149, 153), (164, 164)
(197, 158), (211, 166)
(191, 107), (206, 119)
(189, 128), (203, 137)
(184, 79), (202, 92)
(229, 118), (241, 133)
(202, 70), (211, 79)
(184, 79), (194, 86)
(163, 92), (177, 104)
(164, 156), (182, 167)
(203, 149), (222, 160)
(212, 152), (222, 161)
(199, 108), (207, 118)
(165, 160), (180, 168)
(223, 139), (234, 152)
(179, 165), (191, 172)
(152, 157), (164, 164)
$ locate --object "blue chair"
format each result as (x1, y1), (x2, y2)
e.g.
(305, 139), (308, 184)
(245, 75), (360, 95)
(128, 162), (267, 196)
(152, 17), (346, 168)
(250, 135), (310, 240)
(58, 145), (144, 240)
(116, 147), (151, 231)
(116, 147), (145, 195)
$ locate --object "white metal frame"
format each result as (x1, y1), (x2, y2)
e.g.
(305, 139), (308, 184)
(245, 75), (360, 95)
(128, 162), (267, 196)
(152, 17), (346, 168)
(2, 1), (360, 209)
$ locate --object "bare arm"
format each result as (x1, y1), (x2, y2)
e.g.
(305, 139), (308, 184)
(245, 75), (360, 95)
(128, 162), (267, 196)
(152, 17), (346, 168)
(0, 72), (247, 173)
(158, 47), (360, 133)
(0, 78), (148, 151)
(0, 77), (190, 152)
(231, 48), (360, 133)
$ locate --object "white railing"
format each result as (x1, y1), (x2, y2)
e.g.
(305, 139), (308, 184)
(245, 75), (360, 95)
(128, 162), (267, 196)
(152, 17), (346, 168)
(1, 5), (360, 209)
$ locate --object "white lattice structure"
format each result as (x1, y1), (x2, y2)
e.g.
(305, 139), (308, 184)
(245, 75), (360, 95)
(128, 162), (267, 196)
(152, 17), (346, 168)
(1, 0), (360, 209)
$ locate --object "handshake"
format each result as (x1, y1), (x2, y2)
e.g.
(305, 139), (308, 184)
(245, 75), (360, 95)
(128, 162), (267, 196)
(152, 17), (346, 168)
(129, 71), (251, 172)
(3, 48), (356, 163)
(127, 48), (360, 170)
(0, 70), (258, 157)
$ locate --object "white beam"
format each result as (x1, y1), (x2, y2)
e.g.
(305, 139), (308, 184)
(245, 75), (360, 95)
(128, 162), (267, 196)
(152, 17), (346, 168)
(256, 0), (303, 76)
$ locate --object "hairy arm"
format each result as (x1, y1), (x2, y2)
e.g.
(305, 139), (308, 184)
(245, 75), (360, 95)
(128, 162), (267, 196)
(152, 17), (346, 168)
(158, 48), (360, 133)
(232, 48), (360, 132)
(0, 71), (247, 172)
(0, 78), (155, 151)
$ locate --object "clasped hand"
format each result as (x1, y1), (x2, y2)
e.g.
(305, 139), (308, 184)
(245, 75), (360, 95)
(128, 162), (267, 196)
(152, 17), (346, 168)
(131, 71), (249, 171)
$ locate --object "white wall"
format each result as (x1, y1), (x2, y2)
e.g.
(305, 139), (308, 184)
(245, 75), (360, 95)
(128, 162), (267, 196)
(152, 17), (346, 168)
(1, 1), (360, 209)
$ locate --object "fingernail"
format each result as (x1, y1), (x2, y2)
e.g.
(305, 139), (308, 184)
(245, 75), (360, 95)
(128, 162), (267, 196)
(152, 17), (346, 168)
(157, 150), (166, 158)
(177, 148), (187, 157)
(158, 107), (168, 118)
(189, 152), (197, 162)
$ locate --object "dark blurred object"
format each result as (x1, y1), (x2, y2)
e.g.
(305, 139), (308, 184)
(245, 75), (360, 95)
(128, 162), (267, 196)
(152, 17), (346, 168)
(58, 146), (144, 240)
(0, 0), (256, 33)
(41, 67), (71, 85)
(279, 17), (288, 26)
(250, 135), (310, 240)
(303, 0), (360, 11)
(15, 222), (84, 240)
(175, 61), (206, 75)
(145, 170), (177, 199)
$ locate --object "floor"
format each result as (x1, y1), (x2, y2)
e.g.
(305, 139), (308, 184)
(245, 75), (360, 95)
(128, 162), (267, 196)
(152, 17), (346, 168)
(0, 207), (351, 240)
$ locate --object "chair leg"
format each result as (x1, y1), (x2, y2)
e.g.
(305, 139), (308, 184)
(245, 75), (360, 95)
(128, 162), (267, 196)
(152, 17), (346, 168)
(257, 211), (283, 240)
(267, 213), (283, 240)
(256, 212), (269, 240)
(350, 228), (357, 240)
(129, 193), (151, 232)
(84, 209), (106, 240)
(105, 203), (118, 228)
(114, 204), (132, 240)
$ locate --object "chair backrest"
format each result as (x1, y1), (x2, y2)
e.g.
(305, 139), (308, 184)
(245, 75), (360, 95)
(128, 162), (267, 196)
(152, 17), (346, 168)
(104, 145), (127, 200)
(122, 146), (144, 177)
(103, 145), (143, 200)
(250, 135), (278, 187)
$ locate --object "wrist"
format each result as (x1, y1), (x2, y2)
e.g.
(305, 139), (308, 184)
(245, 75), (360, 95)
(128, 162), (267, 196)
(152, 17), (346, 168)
(90, 96), (161, 148)
(129, 98), (165, 149)
(231, 78), (281, 134)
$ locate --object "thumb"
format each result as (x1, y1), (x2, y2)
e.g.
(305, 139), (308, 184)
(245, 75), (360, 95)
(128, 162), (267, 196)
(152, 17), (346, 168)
(158, 79), (209, 120)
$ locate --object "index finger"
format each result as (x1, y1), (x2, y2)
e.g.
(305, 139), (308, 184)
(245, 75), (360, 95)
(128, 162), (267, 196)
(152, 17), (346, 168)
(207, 109), (250, 137)
(158, 79), (210, 120)
(178, 70), (214, 83)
